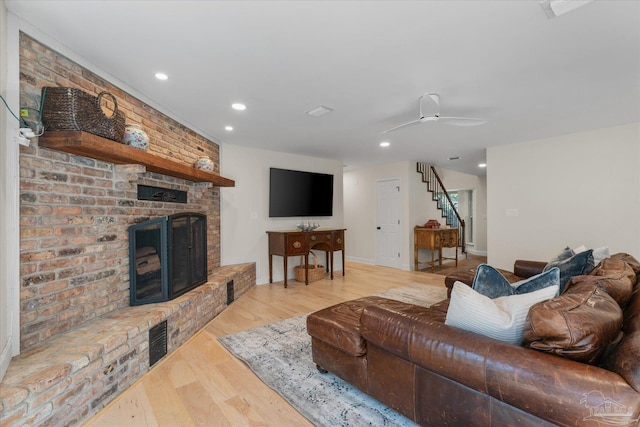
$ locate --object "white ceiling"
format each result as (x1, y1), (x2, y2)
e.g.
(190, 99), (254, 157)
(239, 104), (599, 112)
(6, 0), (640, 175)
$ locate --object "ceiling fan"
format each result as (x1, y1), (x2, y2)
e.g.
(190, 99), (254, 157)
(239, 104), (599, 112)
(383, 93), (487, 133)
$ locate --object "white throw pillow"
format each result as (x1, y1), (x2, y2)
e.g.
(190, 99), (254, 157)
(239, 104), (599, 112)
(574, 244), (610, 265)
(573, 245), (588, 254)
(445, 281), (559, 345)
(592, 246), (610, 265)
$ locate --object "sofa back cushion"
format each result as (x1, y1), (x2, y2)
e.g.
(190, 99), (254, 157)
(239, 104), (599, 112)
(599, 260), (640, 392)
(611, 253), (640, 285)
(564, 258), (635, 308)
(600, 330), (640, 392)
(523, 283), (622, 364)
(623, 287), (640, 334)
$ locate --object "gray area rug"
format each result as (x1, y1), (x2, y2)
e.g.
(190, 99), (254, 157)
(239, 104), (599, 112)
(218, 284), (448, 427)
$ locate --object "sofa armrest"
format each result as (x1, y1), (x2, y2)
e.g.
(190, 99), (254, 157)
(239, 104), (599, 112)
(513, 260), (547, 278)
(361, 303), (640, 427)
(444, 269), (476, 297)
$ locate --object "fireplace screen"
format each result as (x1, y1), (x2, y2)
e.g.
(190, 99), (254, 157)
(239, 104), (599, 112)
(129, 213), (207, 306)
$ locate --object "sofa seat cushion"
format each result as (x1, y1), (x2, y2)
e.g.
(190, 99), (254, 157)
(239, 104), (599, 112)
(524, 283), (623, 364)
(306, 296), (428, 357)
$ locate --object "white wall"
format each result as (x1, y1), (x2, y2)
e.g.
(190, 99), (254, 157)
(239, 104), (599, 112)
(487, 123), (640, 270)
(344, 161), (486, 270)
(1, 2), (21, 379)
(435, 168), (488, 255)
(408, 165), (487, 263)
(344, 161), (412, 268)
(220, 144), (344, 284)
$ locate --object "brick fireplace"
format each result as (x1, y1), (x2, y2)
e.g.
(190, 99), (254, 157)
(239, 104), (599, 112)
(17, 32), (227, 350)
(0, 33), (256, 426)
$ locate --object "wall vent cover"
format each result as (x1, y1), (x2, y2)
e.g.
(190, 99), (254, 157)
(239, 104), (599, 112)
(227, 280), (235, 305)
(149, 320), (168, 367)
(137, 184), (187, 203)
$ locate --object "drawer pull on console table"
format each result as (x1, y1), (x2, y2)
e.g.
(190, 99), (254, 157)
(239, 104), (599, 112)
(267, 229), (346, 288)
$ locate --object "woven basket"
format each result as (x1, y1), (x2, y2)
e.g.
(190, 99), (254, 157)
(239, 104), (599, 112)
(294, 251), (325, 283)
(41, 87), (126, 142)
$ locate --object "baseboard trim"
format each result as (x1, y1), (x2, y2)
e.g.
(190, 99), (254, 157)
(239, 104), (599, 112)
(345, 256), (375, 265)
(466, 248), (487, 256)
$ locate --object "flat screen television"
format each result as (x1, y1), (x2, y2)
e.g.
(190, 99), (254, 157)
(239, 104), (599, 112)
(269, 168), (334, 217)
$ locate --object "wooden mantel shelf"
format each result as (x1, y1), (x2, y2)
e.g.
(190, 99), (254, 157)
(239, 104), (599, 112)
(38, 131), (235, 187)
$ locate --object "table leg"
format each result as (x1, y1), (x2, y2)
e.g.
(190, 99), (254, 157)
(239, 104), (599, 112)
(455, 246), (458, 267)
(283, 255), (288, 288)
(304, 252), (309, 285)
(342, 249), (345, 276)
(431, 249), (435, 272)
(325, 251), (330, 273)
(330, 250), (334, 280)
(269, 254), (273, 283)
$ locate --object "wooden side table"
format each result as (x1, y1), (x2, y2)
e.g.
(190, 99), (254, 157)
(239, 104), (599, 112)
(266, 229), (346, 287)
(414, 226), (458, 272)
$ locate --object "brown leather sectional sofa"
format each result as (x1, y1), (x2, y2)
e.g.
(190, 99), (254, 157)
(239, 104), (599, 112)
(307, 253), (640, 426)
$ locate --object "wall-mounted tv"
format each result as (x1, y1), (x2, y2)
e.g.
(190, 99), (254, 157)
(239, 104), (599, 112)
(269, 168), (334, 217)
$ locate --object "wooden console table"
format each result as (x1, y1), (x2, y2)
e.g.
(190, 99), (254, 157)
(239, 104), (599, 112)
(267, 229), (346, 288)
(414, 227), (458, 272)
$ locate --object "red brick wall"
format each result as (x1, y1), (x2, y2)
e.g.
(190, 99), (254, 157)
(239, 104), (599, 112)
(18, 33), (223, 350)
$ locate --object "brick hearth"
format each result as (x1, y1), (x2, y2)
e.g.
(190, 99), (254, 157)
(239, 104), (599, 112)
(1, 263), (255, 426)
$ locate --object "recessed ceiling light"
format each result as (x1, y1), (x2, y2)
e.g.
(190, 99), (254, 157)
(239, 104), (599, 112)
(225, 126), (233, 131)
(231, 103), (246, 111)
(155, 72), (168, 81)
(379, 141), (390, 147)
(478, 163), (487, 168)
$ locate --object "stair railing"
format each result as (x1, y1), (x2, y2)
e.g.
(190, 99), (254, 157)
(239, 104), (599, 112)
(416, 162), (466, 253)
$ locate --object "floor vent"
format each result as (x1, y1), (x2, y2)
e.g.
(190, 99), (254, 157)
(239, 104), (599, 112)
(149, 320), (167, 367)
(227, 280), (234, 305)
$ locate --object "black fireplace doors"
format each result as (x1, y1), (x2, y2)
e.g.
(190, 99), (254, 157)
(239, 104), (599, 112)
(129, 213), (207, 306)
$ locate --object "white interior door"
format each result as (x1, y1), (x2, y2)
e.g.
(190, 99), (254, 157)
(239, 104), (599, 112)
(376, 179), (401, 268)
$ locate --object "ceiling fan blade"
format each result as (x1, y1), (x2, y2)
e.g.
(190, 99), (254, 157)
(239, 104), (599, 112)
(383, 119), (422, 133)
(438, 116), (487, 127)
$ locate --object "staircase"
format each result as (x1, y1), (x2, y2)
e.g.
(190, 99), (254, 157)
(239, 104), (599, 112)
(416, 162), (466, 253)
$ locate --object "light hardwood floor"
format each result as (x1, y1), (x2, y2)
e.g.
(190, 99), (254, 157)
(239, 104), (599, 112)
(85, 262), (447, 427)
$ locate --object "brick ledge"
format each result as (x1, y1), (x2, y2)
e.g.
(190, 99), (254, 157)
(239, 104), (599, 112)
(0, 263), (256, 427)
